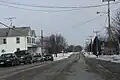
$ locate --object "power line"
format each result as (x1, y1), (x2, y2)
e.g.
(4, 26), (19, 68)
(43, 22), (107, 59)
(0, 1), (119, 12)
(0, 3), (82, 12)
(72, 8), (118, 28)
(0, 0), (120, 9)
(99, 8), (120, 34)
(0, 9), (118, 36)
(72, 13), (106, 28)
(99, 8), (120, 39)
(80, 14), (105, 25)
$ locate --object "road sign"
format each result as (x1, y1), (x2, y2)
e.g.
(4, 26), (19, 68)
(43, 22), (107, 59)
(102, 0), (115, 2)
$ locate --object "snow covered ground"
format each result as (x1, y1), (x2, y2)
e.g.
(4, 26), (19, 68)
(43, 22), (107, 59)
(83, 51), (120, 63)
(53, 52), (74, 61)
(98, 55), (120, 63)
(83, 52), (97, 58)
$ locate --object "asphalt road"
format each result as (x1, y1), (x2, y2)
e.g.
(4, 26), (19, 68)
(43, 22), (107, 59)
(55, 54), (105, 80)
(0, 61), (51, 78)
(85, 56), (120, 80)
(0, 53), (105, 80)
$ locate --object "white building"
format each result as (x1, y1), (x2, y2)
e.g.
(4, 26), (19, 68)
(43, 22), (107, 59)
(0, 27), (41, 55)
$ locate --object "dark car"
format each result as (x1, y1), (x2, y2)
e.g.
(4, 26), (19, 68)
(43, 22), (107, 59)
(0, 53), (20, 66)
(14, 50), (33, 64)
(43, 54), (54, 61)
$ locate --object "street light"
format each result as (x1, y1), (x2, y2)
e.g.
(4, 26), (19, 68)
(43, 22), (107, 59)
(96, 12), (107, 14)
(93, 30), (100, 36)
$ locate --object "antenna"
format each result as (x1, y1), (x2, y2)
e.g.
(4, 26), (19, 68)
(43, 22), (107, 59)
(5, 17), (16, 27)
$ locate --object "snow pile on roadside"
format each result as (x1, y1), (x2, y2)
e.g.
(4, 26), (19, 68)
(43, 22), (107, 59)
(97, 55), (113, 61)
(83, 51), (120, 63)
(53, 52), (73, 61)
(98, 55), (120, 63)
(83, 52), (97, 58)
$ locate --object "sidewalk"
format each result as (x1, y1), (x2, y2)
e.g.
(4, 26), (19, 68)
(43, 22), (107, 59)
(65, 55), (105, 80)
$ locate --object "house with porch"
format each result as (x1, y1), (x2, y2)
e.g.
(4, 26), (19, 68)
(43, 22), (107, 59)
(0, 27), (39, 55)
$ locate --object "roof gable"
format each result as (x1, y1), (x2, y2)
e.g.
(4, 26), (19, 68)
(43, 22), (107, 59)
(28, 30), (36, 37)
(0, 27), (31, 37)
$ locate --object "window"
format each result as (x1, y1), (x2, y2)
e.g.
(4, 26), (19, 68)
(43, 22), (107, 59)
(27, 37), (31, 43)
(32, 38), (33, 43)
(27, 37), (34, 44)
(34, 38), (35, 43)
(16, 48), (20, 51)
(32, 38), (35, 43)
(27, 37), (29, 43)
(30, 38), (32, 43)
(3, 39), (6, 44)
(16, 37), (20, 43)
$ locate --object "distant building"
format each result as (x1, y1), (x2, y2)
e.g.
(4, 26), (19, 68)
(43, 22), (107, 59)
(0, 27), (39, 55)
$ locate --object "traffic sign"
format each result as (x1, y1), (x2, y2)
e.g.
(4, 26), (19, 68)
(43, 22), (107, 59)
(102, 0), (115, 2)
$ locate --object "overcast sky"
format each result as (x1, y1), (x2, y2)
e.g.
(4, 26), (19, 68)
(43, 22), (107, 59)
(0, 0), (120, 46)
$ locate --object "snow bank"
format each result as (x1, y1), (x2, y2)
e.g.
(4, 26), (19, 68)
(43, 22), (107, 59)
(83, 51), (120, 63)
(83, 52), (97, 58)
(97, 55), (120, 63)
(53, 52), (73, 61)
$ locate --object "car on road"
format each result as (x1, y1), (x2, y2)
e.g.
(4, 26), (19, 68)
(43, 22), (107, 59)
(43, 54), (54, 61)
(0, 53), (20, 66)
(33, 55), (43, 62)
(14, 50), (33, 64)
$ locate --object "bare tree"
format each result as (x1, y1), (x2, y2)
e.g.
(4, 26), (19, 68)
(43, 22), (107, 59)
(107, 8), (120, 53)
(44, 34), (67, 57)
(112, 9), (120, 37)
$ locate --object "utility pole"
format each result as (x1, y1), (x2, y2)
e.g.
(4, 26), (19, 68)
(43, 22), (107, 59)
(102, 0), (115, 54)
(108, 0), (112, 54)
(41, 30), (44, 56)
(5, 17), (16, 27)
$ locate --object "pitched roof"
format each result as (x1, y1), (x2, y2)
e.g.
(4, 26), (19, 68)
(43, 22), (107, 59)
(0, 27), (31, 37)
(31, 30), (36, 37)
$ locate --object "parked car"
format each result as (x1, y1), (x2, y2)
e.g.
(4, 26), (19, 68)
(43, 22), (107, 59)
(33, 55), (43, 62)
(14, 50), (33, 64)
(43, 54), (54, 61)
(0, 53), (20, 66)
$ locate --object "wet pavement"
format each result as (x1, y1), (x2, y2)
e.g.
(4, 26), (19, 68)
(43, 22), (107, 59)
(0, 53), (105, 80)
(56, 54), (105, 80)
